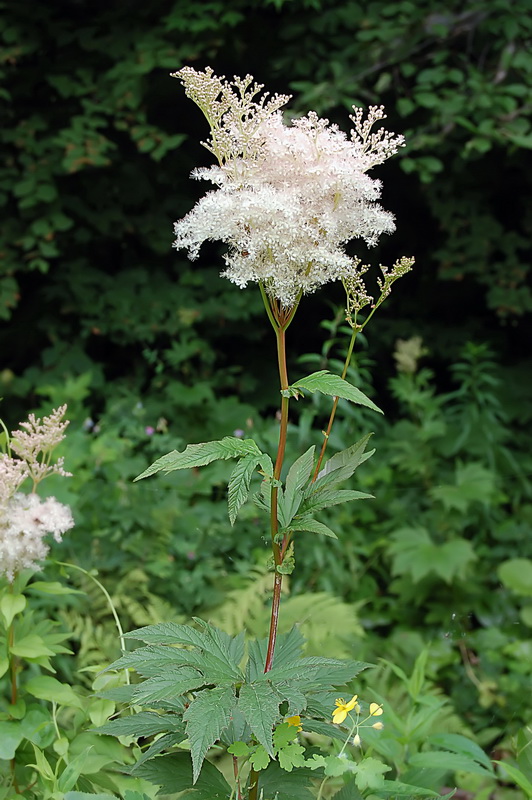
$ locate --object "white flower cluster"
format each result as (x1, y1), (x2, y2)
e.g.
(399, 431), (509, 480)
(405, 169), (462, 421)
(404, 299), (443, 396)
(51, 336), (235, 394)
(172, 68), (406, 307)
(0, 493), (74, 582)
(0, 406), (74, 582)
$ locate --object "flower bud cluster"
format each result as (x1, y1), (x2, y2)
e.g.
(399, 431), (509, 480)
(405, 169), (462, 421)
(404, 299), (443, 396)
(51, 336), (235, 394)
(172, 67), (406, 308)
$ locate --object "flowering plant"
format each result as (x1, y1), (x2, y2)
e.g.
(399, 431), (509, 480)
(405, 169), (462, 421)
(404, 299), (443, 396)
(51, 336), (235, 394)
(99, 68), (423, 800)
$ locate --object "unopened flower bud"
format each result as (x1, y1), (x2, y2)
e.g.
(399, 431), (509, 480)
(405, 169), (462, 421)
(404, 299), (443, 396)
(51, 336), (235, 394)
(353, 733), (362, 746)
(372, 721), (384, 730)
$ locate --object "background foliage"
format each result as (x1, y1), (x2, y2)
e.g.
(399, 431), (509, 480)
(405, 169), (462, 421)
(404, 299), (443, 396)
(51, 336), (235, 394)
(1, 0), (531, 795)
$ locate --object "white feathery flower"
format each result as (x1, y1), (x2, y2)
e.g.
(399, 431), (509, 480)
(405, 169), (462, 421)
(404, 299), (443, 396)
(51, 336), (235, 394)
(172, 68), (405, 307)
(10, 405), (72, 484)
(0, 493), (74, 582)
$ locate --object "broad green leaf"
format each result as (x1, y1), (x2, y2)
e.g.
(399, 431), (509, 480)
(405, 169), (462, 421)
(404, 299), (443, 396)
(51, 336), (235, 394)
(0, 593), (26, 627)
(0, 656), (9, 678)
(389, 527), (477, 583)
(330, 780), (365, 799)
(409, 750), (492, 776)
(227, 741), (250, 757)
(258, 761), (315, 799)
(10, 633), (55, 658)
(97, 711), (183, 738)
(131, 669), (206, 703)
(273, 722), (298, 749)
(255, 656), (370, 689)
(0, 721), (23, 760)
(25, 675), (84, 709)
(290, 370), (383, 414)
(134, 752), (231, 798)
(494, 760), (532, 796)
(289, 517), (338, 539)
(184, 686), (236, 782)
(106, 644), (207, 677)
(300, 488), (373, 515)
(316, 434), (374, 481)
(498, 558), (532, 597)
(428, 733), (494, 773)
(280, 446), (315, 527)
(134, 436), (262, 480)
(239, 682), (281, 756)
(228, 454), (261, 525)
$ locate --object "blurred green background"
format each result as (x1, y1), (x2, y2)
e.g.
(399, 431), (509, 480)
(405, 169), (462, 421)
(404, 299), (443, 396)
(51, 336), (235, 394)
(1, 0), (532, 770)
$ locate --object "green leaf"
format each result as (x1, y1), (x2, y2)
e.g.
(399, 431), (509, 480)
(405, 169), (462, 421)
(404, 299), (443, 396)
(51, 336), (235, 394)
(299, 489), (373, 516)
(27, 581), (84, 596)
(134, 753), (231, 798)
(258, 761), (315, 799)
(29, 745), (56, 782)
(316, 434), (374, 481)
(428, 733), (494, 773)
(184, 686), (236, 782)
(353, 756), (391, 790)
(57, 746), (93, 792)
(134, 436), (262, 480)
(278, 742), (306, 771)
(279, 446), (315, 527)
(0, 721), (23, 760)
(228, 454), (261, 525)
(10, 633), (55, 658)
(494, 760), (532, 796)
(132, 733), (184, 769)
(389, 527), (477, 583)
(290, 371), (383, 414)
(96, 711), (183, 738)
(64, 793), (119, 800)
(239, 682), (281, 756)
(376, 780), (451, 797)
(227, 741), (250, 757)
(289, 517), (338, 538)
(132, 669), (206, 703)
(498, 558), (532, 597)
(409, 750), (492, 777)
(0, 593), (26, 627)
(25, 675), (84, 709)
(250, 744), (270, 770)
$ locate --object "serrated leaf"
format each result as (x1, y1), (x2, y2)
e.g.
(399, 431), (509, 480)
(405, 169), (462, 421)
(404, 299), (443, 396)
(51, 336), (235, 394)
(134, 436), (262, 480)
(228, 454), (261, 525)
(132, 732), (184, 769)
(300, 489), (373, 515)
(134, 752), (231, 798)
(289, 517), (338, 538)
(291, 371), (382, 414)
(280, 446), (315, 527)
(255, 657), (370, 689)
(316, 434), (374, 481)
(106, 644), (206, 677)
(184, 686), (236, 782)
(125, 622), (209, 647)
(132, 669), (206, 703)
(239, 683), (281, 756)
(96, 711), (183, 738)
(195, 618), (245, 673)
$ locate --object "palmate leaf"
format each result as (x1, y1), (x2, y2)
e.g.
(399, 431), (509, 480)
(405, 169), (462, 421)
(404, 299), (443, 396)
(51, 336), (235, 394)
(134, 436), (262, 481)
(134, 752), (231, 799)
(289, 371), (383, 414)
(184, 686), (236, 782)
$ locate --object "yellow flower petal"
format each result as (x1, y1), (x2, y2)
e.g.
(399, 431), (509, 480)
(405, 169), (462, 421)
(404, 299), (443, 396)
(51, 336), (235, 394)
(332, 695), (358, 724)
(369, 703), (383, 716)
(286, 715), (302, 731)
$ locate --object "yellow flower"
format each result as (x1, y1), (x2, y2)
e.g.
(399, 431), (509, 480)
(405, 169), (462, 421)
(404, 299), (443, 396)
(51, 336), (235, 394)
(332, 695), (358, 725)
(369, 703), (383, 717)
(286, 715), (303, 731)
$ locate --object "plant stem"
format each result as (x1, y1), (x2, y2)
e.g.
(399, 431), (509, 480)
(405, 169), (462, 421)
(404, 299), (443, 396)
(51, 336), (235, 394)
(312, 326), (358, 481)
